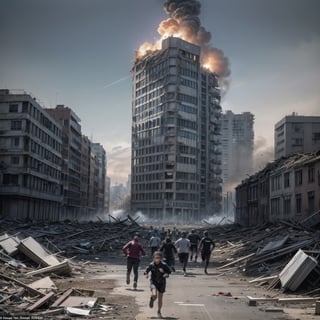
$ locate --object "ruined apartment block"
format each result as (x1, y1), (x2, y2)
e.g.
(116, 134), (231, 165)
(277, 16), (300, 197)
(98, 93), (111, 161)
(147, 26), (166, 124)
(131, 37), (222, 220)
(275, 114), (320, 159)
(0, 90), (63, 219)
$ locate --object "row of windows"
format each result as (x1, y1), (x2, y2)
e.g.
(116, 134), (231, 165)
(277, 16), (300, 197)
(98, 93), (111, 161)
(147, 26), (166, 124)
(178, 145), (198, 155)
(30, 121), (61, 153)
(177, 118), (197, 130)
(177, 129), (197, 141)
(135, 136), (165, 147)
(180, 77), (198, 89)
(178, 93), (198, 105)
(135, 101), (163, 117)
(2, 173), (61, 195)
(179, 67), (198, 80)
(30, 139), (61, 166)
(134, 172), (163, 182)
(177, 156), (197, 165)
(134, 145), (164, 157)
(134, 154), (164, 165)
(134, 163), (164, 173)
(9, 102), (61, 137)
(271, 167), (318, 191)
(136, 127), (163, 139)
(132, 191), (199, 202)
(135, 118), (161, 131)
(28, 155), (61, 180)
(178, 104), (197, 114)
(271, 191), (317, 216)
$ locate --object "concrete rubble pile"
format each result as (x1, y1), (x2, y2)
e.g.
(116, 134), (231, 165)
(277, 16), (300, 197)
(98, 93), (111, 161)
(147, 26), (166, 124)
(0, 215), (146, 318)
(208, 220), (320, 295)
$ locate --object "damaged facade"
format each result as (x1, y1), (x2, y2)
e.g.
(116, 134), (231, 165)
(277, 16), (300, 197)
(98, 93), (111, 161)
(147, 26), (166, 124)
(0, 90), (107, 220)
(236, 152), (320, 226)
(131, 37), (222, 220)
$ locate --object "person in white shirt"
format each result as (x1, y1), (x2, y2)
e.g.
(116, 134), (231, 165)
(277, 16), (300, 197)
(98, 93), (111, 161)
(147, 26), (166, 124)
(175, 232), (190, 276)
(149, 234), (161, 256)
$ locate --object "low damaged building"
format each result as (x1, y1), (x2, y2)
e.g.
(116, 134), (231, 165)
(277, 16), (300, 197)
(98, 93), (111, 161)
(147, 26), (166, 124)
(236, 152), (320, 226)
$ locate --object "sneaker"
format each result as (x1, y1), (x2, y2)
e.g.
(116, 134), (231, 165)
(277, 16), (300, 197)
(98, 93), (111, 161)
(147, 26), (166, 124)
(126, 274), (130, 285)
(157, 311), (162, 318)
(133, 281), (137, 290)
(205, 269), (208, 275)
(183, 272), (187, 277)
(149, 297), (154, 308)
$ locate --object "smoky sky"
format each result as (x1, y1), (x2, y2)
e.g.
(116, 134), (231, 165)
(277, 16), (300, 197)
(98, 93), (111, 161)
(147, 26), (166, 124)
(0, 0), (319, 185)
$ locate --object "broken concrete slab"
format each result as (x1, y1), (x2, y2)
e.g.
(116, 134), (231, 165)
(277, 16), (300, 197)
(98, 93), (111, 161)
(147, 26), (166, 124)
(26, 259), (71, 276)
(59, 296), (97, 308)
(28, 276), (57, 292)
(279, 249), (318, 291)
(0, 234), (20, 255)
(256, 235), (289, 256)
(66, 307), (91, 316)
(17, 236), (60, 266)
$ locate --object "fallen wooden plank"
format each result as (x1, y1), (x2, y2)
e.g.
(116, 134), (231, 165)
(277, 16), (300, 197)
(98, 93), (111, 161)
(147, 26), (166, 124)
(51, 288), (73, 307)
(0, 273), (44, 297)
(217, 253), (255, 270)
(247, 296), (278, 306)
(278, 297), (320, 303)
(249, 275), (279, 284)
(26, 291), (55, 311)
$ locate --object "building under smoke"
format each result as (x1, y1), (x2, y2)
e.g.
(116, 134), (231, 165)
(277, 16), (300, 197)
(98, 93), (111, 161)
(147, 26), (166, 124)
(221, 111), (254, 192)
(131, 37), (222, 220)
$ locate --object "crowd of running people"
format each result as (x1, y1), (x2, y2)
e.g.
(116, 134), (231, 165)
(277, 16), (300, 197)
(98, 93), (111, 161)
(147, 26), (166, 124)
(122, 227), (215, 318)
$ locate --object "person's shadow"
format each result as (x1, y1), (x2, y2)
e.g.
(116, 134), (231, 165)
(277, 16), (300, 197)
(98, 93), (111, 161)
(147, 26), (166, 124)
(149, 317), (179, 319)
(125, 288), (145, 292)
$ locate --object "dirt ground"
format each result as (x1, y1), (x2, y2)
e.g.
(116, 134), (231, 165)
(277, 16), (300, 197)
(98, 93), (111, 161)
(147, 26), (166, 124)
(55, 263), (139, 320)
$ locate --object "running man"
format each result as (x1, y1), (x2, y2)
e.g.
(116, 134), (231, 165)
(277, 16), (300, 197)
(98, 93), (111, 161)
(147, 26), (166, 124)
(198, 231), (215, 274)
(175, 232), (190, 276)
(144, 251), (171, 319)
(187, 229), (201, 262)
(149, 233), (161, 256)
(122, 235), (146, 290)
(159, 237), (177, 272)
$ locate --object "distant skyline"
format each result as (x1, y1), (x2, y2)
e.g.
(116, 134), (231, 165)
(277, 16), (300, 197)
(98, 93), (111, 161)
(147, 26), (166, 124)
(1, 0), (319, 185)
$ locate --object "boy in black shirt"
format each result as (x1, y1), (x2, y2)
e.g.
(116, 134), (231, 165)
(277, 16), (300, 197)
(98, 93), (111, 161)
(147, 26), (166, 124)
(144, 251), (171, 318)
(198, 231), (215, 274)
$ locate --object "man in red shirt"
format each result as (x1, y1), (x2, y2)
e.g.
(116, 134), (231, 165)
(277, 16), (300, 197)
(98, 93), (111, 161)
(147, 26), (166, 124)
(123, 235), (146, 290)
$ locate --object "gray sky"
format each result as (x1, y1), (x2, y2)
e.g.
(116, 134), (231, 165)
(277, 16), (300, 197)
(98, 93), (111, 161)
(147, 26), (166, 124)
(1, 0), (319, 185)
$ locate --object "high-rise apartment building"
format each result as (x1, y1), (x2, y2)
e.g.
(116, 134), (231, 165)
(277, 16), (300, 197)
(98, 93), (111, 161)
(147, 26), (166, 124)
(0, 90), (63, 219)
(275, 114), (320, 159)
(131, 37), (222, 220)
(91, 143), (106, 211)
(46, 105), (82, 216)
(221, 111), (254, 190)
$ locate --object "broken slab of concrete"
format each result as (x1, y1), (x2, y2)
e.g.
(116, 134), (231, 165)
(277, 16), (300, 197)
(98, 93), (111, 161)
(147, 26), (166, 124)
(28, 276), (57, 292)
(18, 236), (60, 266)
(66, 307), (91, 316)
(26, 259), (71, 276)
(279, 249), (318, 291)
(0, 234), (20, 255)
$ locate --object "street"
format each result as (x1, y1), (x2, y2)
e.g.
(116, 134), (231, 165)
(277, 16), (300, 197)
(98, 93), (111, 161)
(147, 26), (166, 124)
(102, 259), (290, 320)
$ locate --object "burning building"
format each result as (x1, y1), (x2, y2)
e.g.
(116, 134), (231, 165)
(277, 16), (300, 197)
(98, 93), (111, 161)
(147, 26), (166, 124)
(130, 0), (228, 220)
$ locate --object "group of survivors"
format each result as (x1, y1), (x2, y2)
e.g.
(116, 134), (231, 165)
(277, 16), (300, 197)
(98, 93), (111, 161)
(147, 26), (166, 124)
(122, 229), (215, 318)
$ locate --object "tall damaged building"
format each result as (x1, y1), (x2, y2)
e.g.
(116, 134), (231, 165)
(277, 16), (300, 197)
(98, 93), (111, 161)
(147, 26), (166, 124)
(131, 37), (222, 220)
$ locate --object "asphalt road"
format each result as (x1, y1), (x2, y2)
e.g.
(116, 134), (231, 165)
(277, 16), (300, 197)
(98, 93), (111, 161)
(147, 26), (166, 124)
(104, 259), (289, 320)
